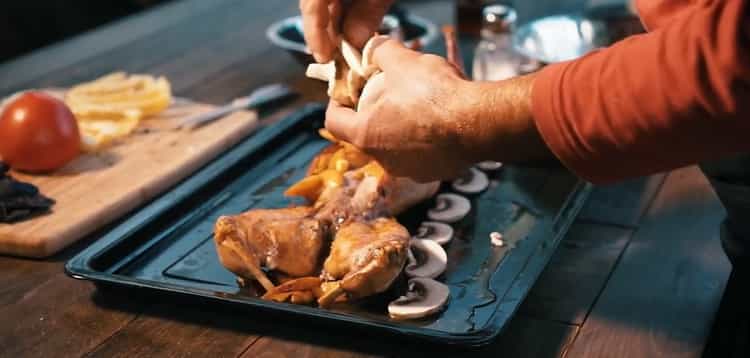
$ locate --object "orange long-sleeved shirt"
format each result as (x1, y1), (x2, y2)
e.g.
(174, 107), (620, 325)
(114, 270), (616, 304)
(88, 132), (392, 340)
(531, 0), (750, 184)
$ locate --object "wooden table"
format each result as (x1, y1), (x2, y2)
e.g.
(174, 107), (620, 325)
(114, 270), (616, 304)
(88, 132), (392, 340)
(0, 1), (733, 356)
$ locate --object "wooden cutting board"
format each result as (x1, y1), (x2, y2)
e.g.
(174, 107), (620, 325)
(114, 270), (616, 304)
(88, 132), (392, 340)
(0, 94), (258, 258)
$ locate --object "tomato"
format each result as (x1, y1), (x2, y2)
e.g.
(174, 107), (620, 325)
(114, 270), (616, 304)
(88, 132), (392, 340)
(0, 91), (81, 173)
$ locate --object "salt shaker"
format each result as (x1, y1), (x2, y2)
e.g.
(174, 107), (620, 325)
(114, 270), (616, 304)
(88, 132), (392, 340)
(471, 4), (525, 81)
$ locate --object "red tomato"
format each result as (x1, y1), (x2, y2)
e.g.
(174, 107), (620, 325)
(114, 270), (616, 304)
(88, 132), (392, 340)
(0, 91), (81, 173)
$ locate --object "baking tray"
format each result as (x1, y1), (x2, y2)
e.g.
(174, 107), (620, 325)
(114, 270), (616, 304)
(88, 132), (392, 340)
(65, 102), (592, 347)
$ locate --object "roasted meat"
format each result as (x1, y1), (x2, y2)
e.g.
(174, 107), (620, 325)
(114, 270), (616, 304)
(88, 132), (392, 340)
(318, 217), (410, 306)
(214, 130), (439, 306)
(214, 207), (327, 291)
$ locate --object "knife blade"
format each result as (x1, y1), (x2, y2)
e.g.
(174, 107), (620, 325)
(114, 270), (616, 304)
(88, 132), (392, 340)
(176, 83), (296, 130)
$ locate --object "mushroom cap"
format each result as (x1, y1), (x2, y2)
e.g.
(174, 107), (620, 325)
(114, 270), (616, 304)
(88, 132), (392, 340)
(415, 221), (454, 245)
(357, 72), (385, 112)
(361, 35), (390, 78)
(477, 161), (503, 171)
(388, 277), (450, 320)
(405, 238), (448, 279)
(451, 167), (489, 194)
(341, 39), (365, 77)
(427, 193), (471, 223)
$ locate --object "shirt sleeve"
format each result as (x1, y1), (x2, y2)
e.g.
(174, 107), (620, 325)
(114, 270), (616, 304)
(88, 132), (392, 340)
(531, 0), (750, 184)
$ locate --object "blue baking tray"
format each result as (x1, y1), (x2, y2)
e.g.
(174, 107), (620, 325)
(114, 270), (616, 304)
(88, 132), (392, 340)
(65, 102), (591, 347)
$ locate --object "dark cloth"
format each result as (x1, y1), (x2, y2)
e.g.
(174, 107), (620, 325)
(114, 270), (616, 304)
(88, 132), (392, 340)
(699, 154), (750, 266)
(0, 163), (54, 223)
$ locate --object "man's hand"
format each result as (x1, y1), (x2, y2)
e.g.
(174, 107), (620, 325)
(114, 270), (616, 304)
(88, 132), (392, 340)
(300, 0), (395, 63)
(325, 39), (552, 182)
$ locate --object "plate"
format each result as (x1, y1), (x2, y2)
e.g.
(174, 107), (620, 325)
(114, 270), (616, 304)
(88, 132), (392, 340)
(267, 11), (439, 65)
(512, 14), (609, 63)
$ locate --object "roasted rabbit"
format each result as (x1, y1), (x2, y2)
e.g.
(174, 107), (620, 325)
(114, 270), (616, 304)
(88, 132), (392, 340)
(214, 130), (439, 306)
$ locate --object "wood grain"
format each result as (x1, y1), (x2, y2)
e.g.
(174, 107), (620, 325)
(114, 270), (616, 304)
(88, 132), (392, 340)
(240, 316), (577, 358)
(577, 174), (666, 228)
(0, 0), (734, 357)
(0, 271), (138, 358)
(0, 0), (231, 95)
(86, 305), (260, 358)
(0, 99), (257, 258)
(519, 222), (633, 324)
(566, 167), (732, 357)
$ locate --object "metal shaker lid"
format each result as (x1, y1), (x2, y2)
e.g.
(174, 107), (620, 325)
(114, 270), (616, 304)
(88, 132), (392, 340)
(481, 4), (517, 33)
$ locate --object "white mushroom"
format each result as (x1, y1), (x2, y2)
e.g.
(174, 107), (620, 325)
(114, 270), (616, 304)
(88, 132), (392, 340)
(490, 231), (504, 247)
(477, 161), (503, 171)
(427, 193), (471, 223)
(405, 238), (447, 279)
(415, 221), (454, 245)
(329, 56), (355, 107)
(357, 71), (385, 112)
(340, 39), (365, 77)
(361, 35), (389, 78)
(388, 277), (450, 320)
(451, 167), (489, 194)
(306, 34), (391, 110)
(346, 68), (365, 106)
(305, 61), (335, 82)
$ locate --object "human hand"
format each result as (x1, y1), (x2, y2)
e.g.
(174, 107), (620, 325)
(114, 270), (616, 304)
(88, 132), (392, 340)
(300, 0), (396, 63)
(324, 39), (552, 182)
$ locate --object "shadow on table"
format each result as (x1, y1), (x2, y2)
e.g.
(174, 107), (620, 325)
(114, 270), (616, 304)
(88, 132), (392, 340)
(89, 285), (571, 357)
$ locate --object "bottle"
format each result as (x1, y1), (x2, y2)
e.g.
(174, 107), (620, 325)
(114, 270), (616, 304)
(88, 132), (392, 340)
(471, 4), (524, 81)
(456, 0), (490, 36)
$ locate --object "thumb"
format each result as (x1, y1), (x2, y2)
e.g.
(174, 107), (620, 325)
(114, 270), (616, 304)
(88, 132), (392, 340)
(342, 0), (393, 48)
(324, 100), (365, 145)
(371, 38), (420, 73)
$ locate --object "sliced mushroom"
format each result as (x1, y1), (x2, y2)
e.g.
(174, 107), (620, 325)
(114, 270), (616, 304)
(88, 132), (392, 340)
(346, 69), (365, 106)
(305, 61), (335, 82)
(388, 277), (450, 320)
(477, 161), (503, 171)
(490, 231), (504, 247)
(341, 39), (365, 77)
(415, 221), (454, 245)
(405, 238), (447, 278)
(361, 35), (389, 78)
(427, 193), (471, 223)
(357, 72), (385, 112)
(451, 167), (489, 194)
(329, 55), (355, 107)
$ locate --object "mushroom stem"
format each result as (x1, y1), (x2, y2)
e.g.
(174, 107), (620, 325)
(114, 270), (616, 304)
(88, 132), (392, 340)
(305, 62), (335, 82)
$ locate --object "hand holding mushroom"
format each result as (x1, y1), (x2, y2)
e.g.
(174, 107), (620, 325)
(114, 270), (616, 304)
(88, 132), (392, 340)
(309, 37), (552, 183)
(299, 0), (396, 63)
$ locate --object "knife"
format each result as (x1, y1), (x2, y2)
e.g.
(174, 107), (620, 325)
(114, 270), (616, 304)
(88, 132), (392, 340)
(176, 83), (296, 129)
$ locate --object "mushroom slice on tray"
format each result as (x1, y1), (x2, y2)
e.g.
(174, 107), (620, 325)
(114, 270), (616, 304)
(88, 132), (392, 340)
(427, 193), (471, 223)
(388, 277), (450, 320)
(477, 161), (503, 171)
(415, 221), (454, 245)
(405, 238), (448, 279)
(451, 167), (489, 194)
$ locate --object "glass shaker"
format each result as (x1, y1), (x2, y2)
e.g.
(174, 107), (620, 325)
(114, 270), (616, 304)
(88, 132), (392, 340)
(471, 4), (525, 81)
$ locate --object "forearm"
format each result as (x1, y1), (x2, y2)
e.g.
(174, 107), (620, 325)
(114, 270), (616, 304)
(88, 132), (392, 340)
(456, 73), (553, 164)
(532, 0), (750, 184)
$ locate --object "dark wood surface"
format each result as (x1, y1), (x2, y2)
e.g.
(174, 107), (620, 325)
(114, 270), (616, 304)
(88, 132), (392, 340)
(0, 1), (732, 357)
